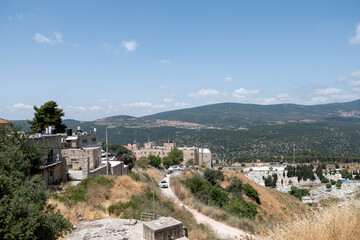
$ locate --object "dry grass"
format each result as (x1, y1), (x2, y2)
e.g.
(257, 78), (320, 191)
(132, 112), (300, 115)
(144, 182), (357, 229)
(260, 200), (360, 240)
(170, 169), (309, 234)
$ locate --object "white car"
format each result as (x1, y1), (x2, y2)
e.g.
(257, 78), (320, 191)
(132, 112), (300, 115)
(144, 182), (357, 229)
(159, 179), (168, 188)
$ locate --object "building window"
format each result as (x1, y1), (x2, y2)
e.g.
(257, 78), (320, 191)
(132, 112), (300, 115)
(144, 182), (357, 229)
(191, 153), (194, 156)
(50, 170), (53, 177)
(82, 139), (87, 144)
(92, 138), (96, 142)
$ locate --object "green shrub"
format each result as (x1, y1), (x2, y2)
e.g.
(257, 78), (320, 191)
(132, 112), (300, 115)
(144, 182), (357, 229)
(289, 186), (309, 201)
(243, 184), (261, 204)
(336, 181), (342, 188)
(330, 179), (336, 185)
(204, 169), (224, 185)
(130, 172), (140, 181)
(209, 185), (229, 207)
(226, 177), (243, 198)
(224, 198), (258, 219)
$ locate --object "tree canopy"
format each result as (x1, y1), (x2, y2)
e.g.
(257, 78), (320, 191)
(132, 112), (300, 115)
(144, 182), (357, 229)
(167, 148), (183, 165)
(0, 125), (72, 239)
(27, 101), (66, 133)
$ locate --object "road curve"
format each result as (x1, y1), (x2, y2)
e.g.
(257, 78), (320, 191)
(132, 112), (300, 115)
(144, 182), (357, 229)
(160, 174), (254, 240)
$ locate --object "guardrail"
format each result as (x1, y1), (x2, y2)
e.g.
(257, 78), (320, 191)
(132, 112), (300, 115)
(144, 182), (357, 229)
(140, 212), (164, 221)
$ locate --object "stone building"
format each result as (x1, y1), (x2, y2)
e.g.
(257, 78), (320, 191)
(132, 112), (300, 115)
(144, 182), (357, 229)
(28, 133), (68, 185)
(131, 141), (211, 167)
(62, 127), (102, 171)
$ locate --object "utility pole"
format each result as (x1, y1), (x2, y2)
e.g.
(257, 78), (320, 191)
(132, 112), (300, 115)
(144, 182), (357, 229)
(106, 127), (109, 175)
(152, 179), (155, 220)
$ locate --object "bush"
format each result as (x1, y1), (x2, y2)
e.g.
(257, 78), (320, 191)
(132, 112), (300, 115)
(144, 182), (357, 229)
(321, 177), (329, 183)
(226, 177), (243, 198)
(336, 181), (342, 188)
(204, 169), (224, 185)
(209, 185), (229, 207)
(243, 184), (261, 204)
(326, 183), (332, 189)
(224, 198), (258, 219)
(289, 186), (309, 201)
(330, 179), (336, 185)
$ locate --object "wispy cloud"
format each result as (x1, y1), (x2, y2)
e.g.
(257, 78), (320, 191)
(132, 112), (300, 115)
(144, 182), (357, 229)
(224, 77), (234, 82)
(232, 88), (260, 99)
(32, 32), (78, 46)
(33, 33), (56, 45)
(163, 97), (173, 103)
(98, 98), (108, 103)
(187, 89), (219, 99)
(155, 84), (168, 89)
(88, 106), (101, 111)
(349, 80), (360, 86)
(160, 59), (170, 65)
(350, 23), (360, 44)
(54, 32), (63, 43)
(122, 40), (137, 51)
(313, 88), (342, 95)
(12, 103), (33, 109)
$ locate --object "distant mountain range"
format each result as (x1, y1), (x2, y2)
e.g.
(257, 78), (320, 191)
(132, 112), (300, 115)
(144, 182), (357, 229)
(13, 99), (360, 159)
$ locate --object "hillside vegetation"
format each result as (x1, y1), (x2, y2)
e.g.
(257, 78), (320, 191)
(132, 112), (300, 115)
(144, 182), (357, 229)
(50, 169), (218, 240)
(171, 169), (307, 234)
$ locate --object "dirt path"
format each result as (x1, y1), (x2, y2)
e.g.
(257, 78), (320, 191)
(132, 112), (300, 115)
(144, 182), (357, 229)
(161, 174), (254, 240)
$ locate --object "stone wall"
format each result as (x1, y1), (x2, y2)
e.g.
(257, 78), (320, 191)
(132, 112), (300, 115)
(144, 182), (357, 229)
(41, 158), (68, 185)
(62, 147), (101, 170)
(88, 164), (108, 178)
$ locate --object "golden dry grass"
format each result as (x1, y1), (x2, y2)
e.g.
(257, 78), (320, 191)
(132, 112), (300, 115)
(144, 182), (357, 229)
(260, 200), (360, 240)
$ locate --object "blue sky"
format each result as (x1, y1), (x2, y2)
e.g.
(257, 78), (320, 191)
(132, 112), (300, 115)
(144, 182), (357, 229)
(1, 0), (360, 120)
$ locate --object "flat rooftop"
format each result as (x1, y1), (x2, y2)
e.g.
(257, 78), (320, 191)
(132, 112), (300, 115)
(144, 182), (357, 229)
(143, 217), (182, 231)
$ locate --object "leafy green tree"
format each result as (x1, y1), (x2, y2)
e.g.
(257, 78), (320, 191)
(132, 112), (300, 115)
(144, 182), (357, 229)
(162, 157), (172, 169)
(148, 155), (161, 168)
(336, 181), (342, 188)
(204, 169), (224, 185)
(326, 183), (332, 189)
(0, 125), (72, 239)
(27, 101), (66, 133)
(135, 156), (148, 169)
(167, 148), (183, 165)
(186, 159), (194, 167)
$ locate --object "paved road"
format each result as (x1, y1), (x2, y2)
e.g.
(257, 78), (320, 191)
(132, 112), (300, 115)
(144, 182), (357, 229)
(160, 174), (254, 240)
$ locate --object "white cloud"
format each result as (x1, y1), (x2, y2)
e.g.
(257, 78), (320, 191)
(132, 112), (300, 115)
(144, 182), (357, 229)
(54, 32), (63, 43)
(17, 13), (23, 20)
(126, 102), (152, 108)
(155, 84), (168, 89)
(122, 40), (137, 51)
(313, 88), (342, 95)
(353, 87), (360, 92)
(232, 88), (260, 99)
(152, 104), (166, 109)
(255, 97), (280, 105)
(33, 33), (55, 45)
(160, 59), (170, 65)
(349, 80), (360, 86)
(350, 71), (360, 78)
(337, 75), (347, 83)
(277, 93), (289, 99)
(98, 98), (108, 103)
(187, 89), (219, 99)
(163, 98), (173, 103)
(224, 77), (234, 82)
(311, 97), (328, 104)
(350, 23), (360, 44)
(67, 105), (87, 111)
(89, 106), (101, 111)
(12, 103), (33, 109)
